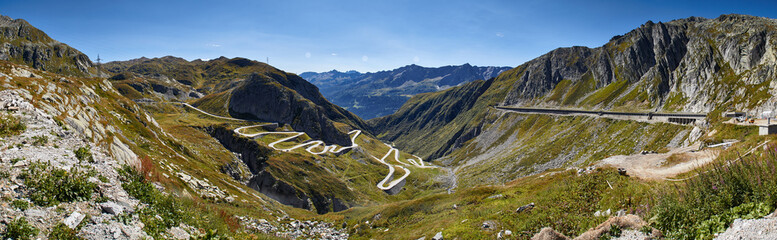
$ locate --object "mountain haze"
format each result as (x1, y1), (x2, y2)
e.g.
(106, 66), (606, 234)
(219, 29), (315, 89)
(301, 64), (510, 119)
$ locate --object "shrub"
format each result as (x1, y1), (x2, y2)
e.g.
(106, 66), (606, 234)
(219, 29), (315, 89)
(0, 114), (25, 136)
(11, 199), (29, 210)
(2, 217), (38, 240)
(31, 135), (48, 146)
(21, 162), (97, 206)
(0, 169), (9, 179)
(74, 147), (94, 163)
(48, 223), (83, 240)
(117, 165), (184, 237)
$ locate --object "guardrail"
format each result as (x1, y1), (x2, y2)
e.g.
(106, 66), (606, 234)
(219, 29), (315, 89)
(493, 106), (707, 121)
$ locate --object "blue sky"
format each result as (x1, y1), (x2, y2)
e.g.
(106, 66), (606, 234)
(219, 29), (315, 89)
(2, 0), (776, 74)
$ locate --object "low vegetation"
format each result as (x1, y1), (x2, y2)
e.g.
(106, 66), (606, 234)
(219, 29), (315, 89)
(20, 161), (96, 206)
(2, 217), (38, 240)
(117, 165), (185, 237)
(0, 114), (25, 136)
(31, 135), (48, 146)
(337, 168), (651, 239)
(116, 165), (261, 239)
(48, 223), (83, 240)
(652, 144), (777, 239)
(73, 146), (94, 163)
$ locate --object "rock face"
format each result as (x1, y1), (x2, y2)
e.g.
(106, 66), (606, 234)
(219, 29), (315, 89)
(499, 14), (777, 113)
(229, 73), (365, 145)
(206, 126), (351, 214)
(373, 14), (777, 165)
(369, 78), (495, 159)
(0, 89), (152, 239)
(0, 15), (94, 76)
(301, 64), (511, 119)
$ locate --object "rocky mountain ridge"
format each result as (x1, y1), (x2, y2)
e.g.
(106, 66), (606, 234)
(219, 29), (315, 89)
(301, 64), (511, 119)
(104, 56), (367, 145)
(370, 14), (777, 186)
(0, 14), (94, 77)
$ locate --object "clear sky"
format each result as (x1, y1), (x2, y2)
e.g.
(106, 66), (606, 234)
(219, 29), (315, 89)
(1, 0), (776, 74)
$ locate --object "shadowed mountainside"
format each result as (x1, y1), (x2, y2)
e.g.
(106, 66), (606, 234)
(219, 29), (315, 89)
(105, 56), (368, 145)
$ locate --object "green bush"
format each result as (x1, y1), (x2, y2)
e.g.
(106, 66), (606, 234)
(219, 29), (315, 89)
(74, 147), (94, 163)
(0, 114), (25, 136)
(652, 146), (777, 239)
(600, 224), (622, 239)
(31, 135), (48, 146)
(48, 223), (83, 240)
(117, 165), (184, 237)
(11, 199), (29, 210)
(2, 217), (38, 240)
(21, 162), (97, 206)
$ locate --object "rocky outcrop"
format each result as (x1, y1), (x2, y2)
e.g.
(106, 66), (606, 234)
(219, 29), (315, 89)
(105, 56), (367, 145)
(301, 64), (511, 119)
(368, 78), (496, 160)
(228, 73), (364, 146)
(374, 14), (777, 163)
(248, 170), (312, 210)
(500, 14), (777, 113)
(531, 214), (661, 240)
(0, 15), (94, 76)
(206, 126), (351, 214)
(109, 136), (139, 168)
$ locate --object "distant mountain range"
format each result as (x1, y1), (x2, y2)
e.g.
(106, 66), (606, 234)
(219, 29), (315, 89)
(300, 64), (511, 119)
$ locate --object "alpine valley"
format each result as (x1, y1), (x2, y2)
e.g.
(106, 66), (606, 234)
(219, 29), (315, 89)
(0, 12), (777, 240)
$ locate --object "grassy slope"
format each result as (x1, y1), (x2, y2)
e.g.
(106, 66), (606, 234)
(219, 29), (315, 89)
(447, 113), (690, 188)
(323, 121), (771, 239)
(327, 168), (652, 239)
(0, 61), (284, 238)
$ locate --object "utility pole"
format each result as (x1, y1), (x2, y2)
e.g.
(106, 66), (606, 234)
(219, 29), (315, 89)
(96, 54), (102, 77)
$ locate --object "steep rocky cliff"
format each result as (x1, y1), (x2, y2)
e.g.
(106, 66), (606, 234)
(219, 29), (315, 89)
(205, 126), (352, 213)
(371, 14), (777, 185)
(301, 64), (510, 119)
(0, 15), (94, 77)
(228, 73), (365, 145)
(500, 14), (777, 112)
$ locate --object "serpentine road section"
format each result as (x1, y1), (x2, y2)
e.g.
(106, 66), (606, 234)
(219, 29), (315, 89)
(178, 102), (435, 193)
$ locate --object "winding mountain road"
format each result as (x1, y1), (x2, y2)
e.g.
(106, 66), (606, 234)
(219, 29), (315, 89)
(181, 103), (435, 193)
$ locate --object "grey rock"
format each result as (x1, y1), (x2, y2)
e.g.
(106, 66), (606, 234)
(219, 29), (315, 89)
(516, 202), (535, 213)
(432, 231), (444, 240)
(167, 226), (191, 239)
(64, 211), (85, 229)
(25, 209), (46, 218)
(100, 202), (125, 215)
